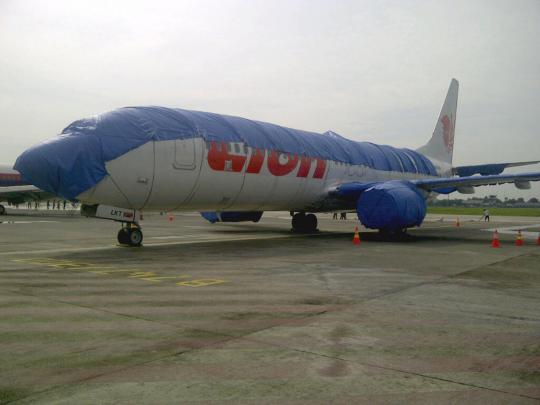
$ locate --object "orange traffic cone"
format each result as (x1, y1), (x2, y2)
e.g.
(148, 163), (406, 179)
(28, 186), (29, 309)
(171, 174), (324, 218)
(455, 217), (460, 227)
(168, 213), (175, 222)
(491, 230), (500, 248)
(352, 226), (361, 245)
(536, 233), (540, 246)
(515, 230), (524, 246)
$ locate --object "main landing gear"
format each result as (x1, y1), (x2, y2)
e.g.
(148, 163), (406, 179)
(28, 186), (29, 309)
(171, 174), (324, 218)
(378, 228), (408, 241)
(117, 223), (143, 247)
(0, 204), (5, 215)
(291, 212), (318, 233)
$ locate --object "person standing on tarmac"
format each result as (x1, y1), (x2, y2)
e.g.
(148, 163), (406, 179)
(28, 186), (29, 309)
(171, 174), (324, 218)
(482, 208), (490, 222)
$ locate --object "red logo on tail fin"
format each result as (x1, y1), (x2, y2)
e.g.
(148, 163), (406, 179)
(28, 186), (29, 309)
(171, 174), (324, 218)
(441, 115), (454, 153)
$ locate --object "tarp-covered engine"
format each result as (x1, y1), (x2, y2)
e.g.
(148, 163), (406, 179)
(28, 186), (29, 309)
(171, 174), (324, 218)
(356, 181), (426, 231)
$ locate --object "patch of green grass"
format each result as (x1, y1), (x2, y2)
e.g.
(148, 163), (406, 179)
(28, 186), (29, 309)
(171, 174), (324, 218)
(427, 207), (540, 217)
(0, 387), (31, 404)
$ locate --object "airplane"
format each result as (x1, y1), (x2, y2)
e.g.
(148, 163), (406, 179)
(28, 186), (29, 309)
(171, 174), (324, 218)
(12, 79), (540, 246)
(0, 164), (53, 215)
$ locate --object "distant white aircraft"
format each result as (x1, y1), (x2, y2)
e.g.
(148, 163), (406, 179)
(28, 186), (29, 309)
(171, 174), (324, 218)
(12, 79), (540, 245)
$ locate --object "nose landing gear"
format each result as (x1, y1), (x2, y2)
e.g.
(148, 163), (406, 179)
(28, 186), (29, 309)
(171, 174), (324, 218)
(117, 224), (143, 247)
(81, 204), (144, 247)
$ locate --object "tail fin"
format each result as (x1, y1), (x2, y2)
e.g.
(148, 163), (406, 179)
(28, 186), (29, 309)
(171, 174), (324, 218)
(417, 79), (459, 165)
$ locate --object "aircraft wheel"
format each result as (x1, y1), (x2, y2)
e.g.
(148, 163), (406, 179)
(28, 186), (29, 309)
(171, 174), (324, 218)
(378, 228), (407, 241)
(117, 227), (143, 246)
(305, 213), (318, 232)
(291, 213), (304, 231)
(0, 205), (5, 215)
(118, 226), (143, 246)
(117, 228), (130, 245)
(128, 228), (143, 247)
(291, 213), (318, 233)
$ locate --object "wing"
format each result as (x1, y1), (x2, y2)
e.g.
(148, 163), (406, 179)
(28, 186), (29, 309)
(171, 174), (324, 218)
(452, 160), (540, 176)
(412, 171), (540, 194)
(333, 171), (540, 198)
(0, 185), (54, 204)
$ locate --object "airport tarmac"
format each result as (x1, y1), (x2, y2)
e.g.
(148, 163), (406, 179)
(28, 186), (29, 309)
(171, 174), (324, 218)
(0, 211), (539, 404)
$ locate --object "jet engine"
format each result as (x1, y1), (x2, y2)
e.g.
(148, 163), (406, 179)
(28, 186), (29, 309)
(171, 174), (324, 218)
(200, 211), (263, 223)
(356, 181), (426, 231)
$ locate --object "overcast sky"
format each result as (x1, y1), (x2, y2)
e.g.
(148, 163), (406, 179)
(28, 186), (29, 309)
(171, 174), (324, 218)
(1, 0), (539, 198)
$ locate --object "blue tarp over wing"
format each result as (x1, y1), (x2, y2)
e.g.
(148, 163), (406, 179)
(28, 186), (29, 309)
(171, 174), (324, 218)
(15, 106), (438, 200)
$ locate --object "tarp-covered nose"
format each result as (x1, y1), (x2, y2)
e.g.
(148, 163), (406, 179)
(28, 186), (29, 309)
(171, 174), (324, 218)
(14, 132), (107, 200)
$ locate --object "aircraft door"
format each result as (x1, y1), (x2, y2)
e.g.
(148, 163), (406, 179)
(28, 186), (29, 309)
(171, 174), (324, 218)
(174, 139), (196, 170)
(146, 137), (203, 210)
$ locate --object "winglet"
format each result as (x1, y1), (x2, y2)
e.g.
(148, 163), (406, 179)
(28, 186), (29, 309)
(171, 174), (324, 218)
(417, 79), (459, 165)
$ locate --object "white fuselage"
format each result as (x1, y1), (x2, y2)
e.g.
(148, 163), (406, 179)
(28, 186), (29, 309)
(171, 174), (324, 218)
(77, 138), (440, 212)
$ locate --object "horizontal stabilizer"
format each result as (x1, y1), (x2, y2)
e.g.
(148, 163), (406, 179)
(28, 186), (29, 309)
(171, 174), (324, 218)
(452, 160), (540, 177)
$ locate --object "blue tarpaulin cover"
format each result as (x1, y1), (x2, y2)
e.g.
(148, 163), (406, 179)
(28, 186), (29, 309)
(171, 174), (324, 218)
(15, 107), (437, 200)
(356, 180), (426, 230)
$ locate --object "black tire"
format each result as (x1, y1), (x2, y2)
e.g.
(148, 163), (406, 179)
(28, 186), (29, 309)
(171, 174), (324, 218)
(117, 228), (130, 245)
(305, 213), (317, 232)
(378, 228), (407, 241)
(0, 205), (5, 215)
(291, 213), (304, 231)
(291, 213), (318, 233)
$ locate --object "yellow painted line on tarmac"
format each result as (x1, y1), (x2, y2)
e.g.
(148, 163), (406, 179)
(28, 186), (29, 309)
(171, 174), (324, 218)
(12, 257), (115, 269)
(177, 279), (227, 287)
(1, 245), (126, 256)
(10, 257), (221, 287)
